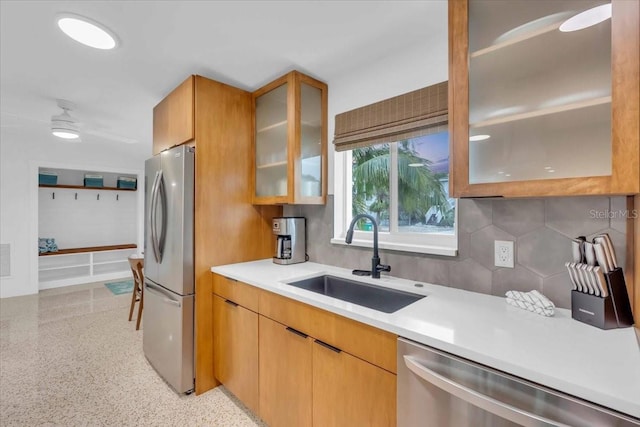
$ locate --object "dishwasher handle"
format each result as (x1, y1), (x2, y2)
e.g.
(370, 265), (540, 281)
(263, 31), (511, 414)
(403, 355), (570, 427)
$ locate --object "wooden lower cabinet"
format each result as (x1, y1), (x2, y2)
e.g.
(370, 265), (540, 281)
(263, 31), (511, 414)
(313, 341), (397, 427)
(212, 280), (398, 425)
(212, 295), (259, 414)
(258, 316), (313, 427)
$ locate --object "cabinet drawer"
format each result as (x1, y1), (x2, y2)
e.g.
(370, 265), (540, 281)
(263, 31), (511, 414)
(259, 290), (397, 373)
(313, 339), (396, 427)
(212, 274), (260, 312)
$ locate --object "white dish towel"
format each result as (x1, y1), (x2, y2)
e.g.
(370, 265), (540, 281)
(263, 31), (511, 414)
(505, 290), (555, 317)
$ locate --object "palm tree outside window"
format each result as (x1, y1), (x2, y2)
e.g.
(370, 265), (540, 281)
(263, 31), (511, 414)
(351, 131), (454, 236)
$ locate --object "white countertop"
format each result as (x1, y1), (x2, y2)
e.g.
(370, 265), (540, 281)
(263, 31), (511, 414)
(211, 259), (640, 418)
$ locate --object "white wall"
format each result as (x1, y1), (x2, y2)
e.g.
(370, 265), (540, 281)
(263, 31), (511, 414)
(325, 38), (449, 194)
(0, 127), (147, 298)
(39, 188), (138, 249)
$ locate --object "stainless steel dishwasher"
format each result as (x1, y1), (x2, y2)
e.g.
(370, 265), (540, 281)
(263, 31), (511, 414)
(397, 338), (639, 427)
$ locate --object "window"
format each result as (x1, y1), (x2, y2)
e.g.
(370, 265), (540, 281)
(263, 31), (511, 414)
(332, 82), (457, 255)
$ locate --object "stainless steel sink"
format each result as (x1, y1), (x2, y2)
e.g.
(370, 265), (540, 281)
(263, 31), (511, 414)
(286, 275), (425, 313)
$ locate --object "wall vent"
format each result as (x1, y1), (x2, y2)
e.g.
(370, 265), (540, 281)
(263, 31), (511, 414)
(0, 243), (10, 277)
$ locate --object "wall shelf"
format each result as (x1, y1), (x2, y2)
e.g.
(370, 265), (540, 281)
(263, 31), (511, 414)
(257, 120), (287, 133)
(470, 96), (611, 129)
(470, 20), (566, 58)
(256, 161), (288, 170)
(39, 184), (136, 192)
(39, 244), (137, 256)
(38, 245), (138, 290)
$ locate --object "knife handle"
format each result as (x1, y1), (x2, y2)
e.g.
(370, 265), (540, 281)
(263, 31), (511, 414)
(594, 266), (609, 298)
(583, 242), (596, 266)
(565, 262), (578, 291)
(571, 239), (584, 264)
(593, 243), (610, 274)
(571, 263), (584, 293)
(597, 234), (618, 269)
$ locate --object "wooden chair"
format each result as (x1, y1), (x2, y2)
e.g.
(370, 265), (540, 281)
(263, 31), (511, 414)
(128, 255), (144, 330)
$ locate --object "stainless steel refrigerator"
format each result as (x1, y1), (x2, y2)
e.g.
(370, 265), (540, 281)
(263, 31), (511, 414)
(143, 145), (195, 394)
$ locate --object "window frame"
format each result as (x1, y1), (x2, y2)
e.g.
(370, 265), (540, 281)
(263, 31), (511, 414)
(332, 137), (458, 257)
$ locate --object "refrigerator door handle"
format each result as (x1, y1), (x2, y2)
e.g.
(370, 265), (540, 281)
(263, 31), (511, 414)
(156, 170), (167, 261)
(145, 282), (182, 307)
(150, 170), (162, 263)
(403, 356), (570, 427)
(149, 170), (160, 262)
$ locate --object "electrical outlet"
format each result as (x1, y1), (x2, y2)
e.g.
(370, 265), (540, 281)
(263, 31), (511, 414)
(494, 240), (514, 268)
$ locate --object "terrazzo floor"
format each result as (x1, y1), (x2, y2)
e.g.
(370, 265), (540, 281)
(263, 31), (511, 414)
(0, 281), (265, 426)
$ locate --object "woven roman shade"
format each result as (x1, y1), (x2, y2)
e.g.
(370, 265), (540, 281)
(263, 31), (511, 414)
(333, 81), (448, 152)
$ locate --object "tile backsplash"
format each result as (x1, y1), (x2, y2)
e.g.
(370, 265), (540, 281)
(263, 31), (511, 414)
(284, 195), (628, 309)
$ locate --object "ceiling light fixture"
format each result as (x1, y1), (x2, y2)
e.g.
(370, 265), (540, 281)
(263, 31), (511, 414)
(51, 99), (80, 141)
(408, 163), (424, 167)
(56, 13), (118, 50)
(559, 4), (612, 32)
(469, 134), (491, 142)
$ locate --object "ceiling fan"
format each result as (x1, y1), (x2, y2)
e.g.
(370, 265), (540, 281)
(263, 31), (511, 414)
(0, 99), (139, 144)
(51, 99), (81, 140)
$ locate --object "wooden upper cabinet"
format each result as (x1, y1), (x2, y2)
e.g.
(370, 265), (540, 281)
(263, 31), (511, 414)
(252, 71), (328, 205)
(152, 76), (195, 154)
(449, 0), (639, 197)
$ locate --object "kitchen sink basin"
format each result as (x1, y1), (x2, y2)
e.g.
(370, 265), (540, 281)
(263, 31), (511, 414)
(285, 275), (425, 313)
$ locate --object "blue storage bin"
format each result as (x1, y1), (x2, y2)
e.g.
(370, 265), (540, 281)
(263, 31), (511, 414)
(84, 174), (103, 188)
(84, 178), (103, 188)
(39, 173), (58, 186)
(117, 176), (137, 189)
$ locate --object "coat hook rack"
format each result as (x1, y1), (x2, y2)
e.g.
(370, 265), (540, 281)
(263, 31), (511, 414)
(116, 194), (119, 201)
(75, 193), (78, 200)
(52, 192), (55, 200)
(97, 194), (100, 201)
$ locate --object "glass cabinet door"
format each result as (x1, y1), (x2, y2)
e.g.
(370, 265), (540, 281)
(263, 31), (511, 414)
(252, 70), (327, 205)
(255, 83), (289, 198)
(468, 0), (611, 184)
(299, 82), (323, 198)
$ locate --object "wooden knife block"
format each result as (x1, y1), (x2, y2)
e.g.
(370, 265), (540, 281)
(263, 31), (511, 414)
(571, 268), (634, 330)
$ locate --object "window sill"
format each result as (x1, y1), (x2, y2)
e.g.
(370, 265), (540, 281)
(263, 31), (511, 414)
(330, 238), (458, 257)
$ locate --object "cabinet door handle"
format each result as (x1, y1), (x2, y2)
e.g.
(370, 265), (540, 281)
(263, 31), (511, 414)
(314, 339), (341, 353)
(224, 299), (239, 307)
(285, 326), (308, 339)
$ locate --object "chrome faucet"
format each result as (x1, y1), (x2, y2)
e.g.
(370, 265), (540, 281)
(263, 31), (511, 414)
(345, 214), (391, 279)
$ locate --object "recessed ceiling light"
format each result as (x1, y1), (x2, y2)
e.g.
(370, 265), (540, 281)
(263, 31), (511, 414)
(469, 134), (491, 142)
(548, 169), (556, 173)
(498, 171), (505, 175)
(544, 166), (552, 170)
(559, 4), (611, 32)
(57, 13), (118, 50)
(505, 173), (512, 177)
